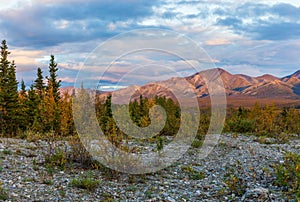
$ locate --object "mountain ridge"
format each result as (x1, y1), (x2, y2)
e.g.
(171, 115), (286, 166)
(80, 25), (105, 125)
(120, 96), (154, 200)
(62, 68), (300, 107)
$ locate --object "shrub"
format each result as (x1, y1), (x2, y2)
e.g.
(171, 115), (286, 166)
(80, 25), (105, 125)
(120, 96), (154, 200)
(42, 179), (54, 185)
(191, 138), (203, 148)
(223, 173), (246, 196)
(17, 130), (43, 142)
(275, 152), (300, 198)
(181, 165), (206, 180)
(156, 136), (164, 152)
(227, 118), (254, 134)
(70, 173), (100, 191)
(45, 150), (67, 170)
(68, 136), (94, 166)
(223, 163), (246, 196)
(0, 182), (8, 200)
(2, 149), (12, 155)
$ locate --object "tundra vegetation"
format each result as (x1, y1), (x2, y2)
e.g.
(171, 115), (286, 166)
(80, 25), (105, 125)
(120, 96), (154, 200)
(0, 40), (299, 200)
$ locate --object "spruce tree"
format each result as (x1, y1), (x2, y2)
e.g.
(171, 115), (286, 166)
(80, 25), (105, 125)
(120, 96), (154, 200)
(20, 80), (26, 96)
(41, 84), (59, 132)
(34, 67), (45, 99)
(0, 40), (19, 135)
(28, 84), (41, 130)
(6, 60), (19, 134)
(0, 40), (10, 133)
(0, 40), (10, 80)
(47, 55), (61, 103)
(18, 80), (29, 131)
(43, 55), (62, 134)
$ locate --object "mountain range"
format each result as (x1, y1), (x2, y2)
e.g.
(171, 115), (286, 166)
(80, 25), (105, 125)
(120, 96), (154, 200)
(63, 68), (300, 108)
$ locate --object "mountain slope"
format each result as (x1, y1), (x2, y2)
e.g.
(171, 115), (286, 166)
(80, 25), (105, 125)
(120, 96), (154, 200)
(63, 68), (300, 107)
(112, 68), (300, 101)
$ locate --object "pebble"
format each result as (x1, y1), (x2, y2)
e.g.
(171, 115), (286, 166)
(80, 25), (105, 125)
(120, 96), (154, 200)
(0, 134), (298, 201)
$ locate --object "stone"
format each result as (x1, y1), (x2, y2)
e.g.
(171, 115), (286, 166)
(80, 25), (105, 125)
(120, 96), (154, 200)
(241, 187), (270, 202)
(0, 133), (298, 201)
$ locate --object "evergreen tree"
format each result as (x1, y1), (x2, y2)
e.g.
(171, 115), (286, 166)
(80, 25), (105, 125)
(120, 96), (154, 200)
(6, 60), (19, 134)
(41, 85), (60, 133)
(34, 67), (45, 99)
(59, 91), (74, 136)
(129, 99), (140, 124)
(20, 80), (26, 96)
(0, 40), (10, 133)
(100, 95), (112, 134)
(42, 55), (62, 134)
(47, 55), (61, 103)
(0, 40), (10, 80)
(18, 80), (29, 131)
(28, 84), (41, 131)
(0, 41), (19, 135)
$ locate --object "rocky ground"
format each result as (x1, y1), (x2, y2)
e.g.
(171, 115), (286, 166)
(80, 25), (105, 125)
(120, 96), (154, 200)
(0, 134), (299, 201)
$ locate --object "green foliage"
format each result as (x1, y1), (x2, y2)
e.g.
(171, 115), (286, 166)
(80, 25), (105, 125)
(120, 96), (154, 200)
(155, 96), (181, 136)
(70, 173), (100, 191)
(128, 95), (181, 136)
(227, 119), (255, 133)
(27, 84), (41, 130)
(156, 136), (164, 152)
(249, 103), (278, 136)
(2, 149), (12, 155)
(181, 165), (206, 180)
(223, 161), (247, 196)
(0, 40), (19, 135)
(0, 181), (8, 201)
(34, 67), (45, 99)
(0, 44), (72, 137)
(225, 106), (254, 133)
(223, 173), (246, 196)
(197, 109), (210, 137)
(280, 107), (300, 134)
(45, 150), (67, 170)
(47, 55), (61, 103)
(275, 152), (300, 198)
(42, 179), (54, 185)
(191, 138), (203, 148)
(225, 104), (300, 139)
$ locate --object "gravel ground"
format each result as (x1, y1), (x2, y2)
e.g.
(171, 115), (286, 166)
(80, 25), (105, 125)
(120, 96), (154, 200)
(0, 134), (299, 201)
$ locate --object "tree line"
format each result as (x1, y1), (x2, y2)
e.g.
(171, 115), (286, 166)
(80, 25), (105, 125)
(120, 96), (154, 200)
(0, 39), (299, 141)
(0, 40), (70, 136)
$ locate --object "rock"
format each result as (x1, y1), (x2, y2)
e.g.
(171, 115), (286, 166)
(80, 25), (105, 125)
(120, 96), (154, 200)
(0, 133), (298, 201)
(166, 196), (176, 202)
(264, 138), (277, 145)
(241, 187), (270, 202)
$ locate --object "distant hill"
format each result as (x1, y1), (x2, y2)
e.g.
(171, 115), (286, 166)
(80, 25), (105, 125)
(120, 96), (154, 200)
(61, 68), (300, 108)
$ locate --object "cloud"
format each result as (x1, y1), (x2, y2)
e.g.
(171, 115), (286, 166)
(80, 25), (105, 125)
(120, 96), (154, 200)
(271, 3), (300, 20)
(253, 22), (300, 40)
(219, 64), (264, 77)
(217, 17), (242, 27)
(10, 49), (45, 68)
(204, 38), (231, 46)
(215, 3), (300, 41)
(2, 0), (300, 87)
(59, 76), (76, 83)
(0, 0), (162, 48)
(220, 64), (288, 77)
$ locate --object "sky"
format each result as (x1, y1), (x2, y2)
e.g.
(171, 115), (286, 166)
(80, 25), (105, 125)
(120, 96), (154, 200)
(1, 0), (300, 89)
